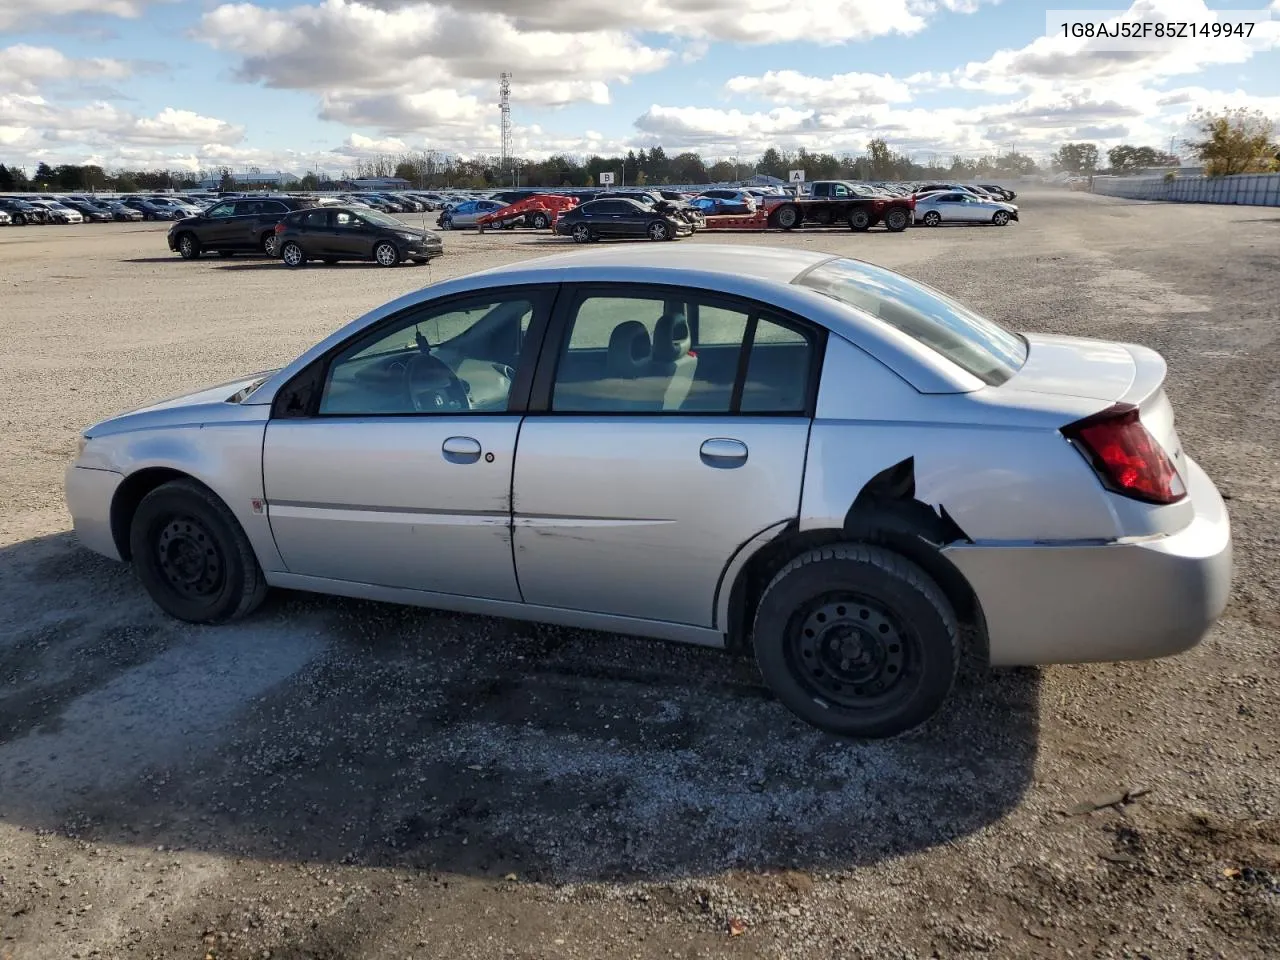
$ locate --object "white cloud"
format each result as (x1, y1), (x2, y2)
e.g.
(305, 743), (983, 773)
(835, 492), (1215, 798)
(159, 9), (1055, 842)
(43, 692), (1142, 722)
(0, 95), (245, 156)
(726, 70), (912, 108)
(0, 44), (155, 95)
(0, 0), (164, 30)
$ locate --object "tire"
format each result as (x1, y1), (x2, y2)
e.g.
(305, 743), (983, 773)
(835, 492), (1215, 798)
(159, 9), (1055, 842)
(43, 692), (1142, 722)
(774, 204), (800, 230)
(648, 220), (670, 241)
(752, 543), (959, 739)
(922, 211), (942, 227)
(848, 209), (871, 231)
(177, 232), (200, 259)
(13, 214), (25, 226)
(280, 241), (305, 268)
(261, 232), (280, 258)
(531, 212), (550, 229)
(374, 241), (400, 267)
(128, 479), (267, 624)
(992, 211), (1011, 226)
(884, 207), (910, 232)
(571, 223), (592, 244)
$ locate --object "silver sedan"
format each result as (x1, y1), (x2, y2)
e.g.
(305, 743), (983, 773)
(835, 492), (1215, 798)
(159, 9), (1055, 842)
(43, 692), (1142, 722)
(64, 245), (1231, 738)
(915, 191), (1019, 226)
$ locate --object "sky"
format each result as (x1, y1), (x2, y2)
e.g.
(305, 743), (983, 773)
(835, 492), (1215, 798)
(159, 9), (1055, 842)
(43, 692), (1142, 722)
(1, 0), (1279, 175)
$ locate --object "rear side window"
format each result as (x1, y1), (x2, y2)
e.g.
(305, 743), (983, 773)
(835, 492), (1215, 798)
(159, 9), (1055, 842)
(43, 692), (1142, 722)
(795, 257), (1026, 385)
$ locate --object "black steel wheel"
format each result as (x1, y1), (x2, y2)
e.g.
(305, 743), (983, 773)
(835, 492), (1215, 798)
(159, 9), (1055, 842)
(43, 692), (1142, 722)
(129, 478), (267, 624)
(753, 543), (959, 738)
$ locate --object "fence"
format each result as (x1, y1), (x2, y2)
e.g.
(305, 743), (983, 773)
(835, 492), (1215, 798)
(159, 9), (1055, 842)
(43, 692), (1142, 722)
(1091, 172), (1280, 206)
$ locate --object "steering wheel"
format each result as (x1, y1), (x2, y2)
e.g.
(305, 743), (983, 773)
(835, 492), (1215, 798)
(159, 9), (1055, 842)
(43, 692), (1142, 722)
(403, 352), (470, 412)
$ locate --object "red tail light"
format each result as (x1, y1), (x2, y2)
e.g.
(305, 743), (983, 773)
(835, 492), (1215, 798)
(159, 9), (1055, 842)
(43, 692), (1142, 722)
(274, 222), (286, 234)
(1062, 404), (1186, 505)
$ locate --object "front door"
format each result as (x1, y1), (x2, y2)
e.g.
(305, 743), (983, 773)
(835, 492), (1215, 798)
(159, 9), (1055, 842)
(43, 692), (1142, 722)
(330, 209), (371, 257)
(263, 287), (555, 600)
(512, 285), (821, 627)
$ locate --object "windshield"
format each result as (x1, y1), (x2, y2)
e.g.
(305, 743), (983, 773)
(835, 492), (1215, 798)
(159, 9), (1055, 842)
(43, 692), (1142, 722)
(359, 209), (406, 228)
(796, 257), (1027, 385)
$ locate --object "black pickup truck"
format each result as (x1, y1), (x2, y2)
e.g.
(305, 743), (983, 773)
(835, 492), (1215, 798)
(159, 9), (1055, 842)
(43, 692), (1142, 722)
(765, 181), (914, 232)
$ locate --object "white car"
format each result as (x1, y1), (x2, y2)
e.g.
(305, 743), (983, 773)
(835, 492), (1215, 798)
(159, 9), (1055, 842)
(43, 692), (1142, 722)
(28, 199), (83, 223)
(914, 191), (1019, 227)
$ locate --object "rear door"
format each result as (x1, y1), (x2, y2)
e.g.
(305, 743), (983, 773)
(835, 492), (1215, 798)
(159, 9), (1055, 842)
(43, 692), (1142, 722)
(295, 208), (335, 256)
(511, 283), (822, 628)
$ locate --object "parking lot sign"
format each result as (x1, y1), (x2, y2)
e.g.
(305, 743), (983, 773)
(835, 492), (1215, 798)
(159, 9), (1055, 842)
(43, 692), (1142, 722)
(600, 172), (616, 186)
(789, 169), (805, 183)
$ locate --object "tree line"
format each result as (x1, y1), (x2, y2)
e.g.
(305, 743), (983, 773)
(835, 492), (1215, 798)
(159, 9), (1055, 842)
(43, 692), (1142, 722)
(1052, 108), (1280, 177)
(0, 138), (1039, 194)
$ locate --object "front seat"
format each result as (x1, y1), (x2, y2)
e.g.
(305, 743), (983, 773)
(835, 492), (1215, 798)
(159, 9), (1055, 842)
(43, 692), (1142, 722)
(650, 311), (697, 410)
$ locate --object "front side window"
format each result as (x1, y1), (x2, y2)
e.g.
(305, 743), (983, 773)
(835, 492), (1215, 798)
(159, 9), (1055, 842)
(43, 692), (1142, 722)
(317, 294), (540, 416)
(795, 256), (1027, 385)
(549, 288), (818, 414)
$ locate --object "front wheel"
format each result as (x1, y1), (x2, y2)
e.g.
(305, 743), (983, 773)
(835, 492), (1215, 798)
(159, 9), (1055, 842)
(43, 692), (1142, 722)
(752, 543), (959, 738)
(647, 220), (670, 241)
(374, 241), (400, 267)
(280, 241), (305, 267)
(992, 211), (1011, 226)
(884, 207), (910, 232)
(129, 479), (267, 624)
(177, 232), (200, 259)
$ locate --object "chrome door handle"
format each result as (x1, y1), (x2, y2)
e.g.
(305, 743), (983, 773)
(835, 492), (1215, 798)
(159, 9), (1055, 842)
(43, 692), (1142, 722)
(442, 435), (482, 463)
(700, 438), (748, 468)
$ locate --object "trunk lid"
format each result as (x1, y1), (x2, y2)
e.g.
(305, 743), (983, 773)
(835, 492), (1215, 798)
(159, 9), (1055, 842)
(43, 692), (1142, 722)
(1009, 333), (1186, 478)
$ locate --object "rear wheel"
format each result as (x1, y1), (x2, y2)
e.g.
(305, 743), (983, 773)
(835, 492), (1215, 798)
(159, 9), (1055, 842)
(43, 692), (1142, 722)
(571, 223), (592, 244)
(884, 207), (910, 232)
(374, 241), (400, 267)
(992, 210), (1011, 226)
(261, 232), (280, 257)
(848, 209), (871, 231)
(280, 241), (305, 267)
(922, 211), (942, 227)
(129, 479), (267, 624)
(773, 204), (800, 230)
(752, 543), (959, 738)
(177, 232), (200, 259)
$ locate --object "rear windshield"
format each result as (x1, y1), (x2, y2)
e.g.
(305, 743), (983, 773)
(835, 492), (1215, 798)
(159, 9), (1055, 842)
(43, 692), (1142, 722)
(795, 257), (1027, 384)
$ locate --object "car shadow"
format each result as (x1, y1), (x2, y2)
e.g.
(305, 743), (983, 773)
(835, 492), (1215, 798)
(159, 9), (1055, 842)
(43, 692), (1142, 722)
(214, 260), (435, 272)
(0, 531), (1040, 884)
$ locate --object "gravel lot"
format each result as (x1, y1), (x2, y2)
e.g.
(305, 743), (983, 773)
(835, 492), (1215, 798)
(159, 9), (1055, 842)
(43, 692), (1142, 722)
(0, 191), (1277, 959)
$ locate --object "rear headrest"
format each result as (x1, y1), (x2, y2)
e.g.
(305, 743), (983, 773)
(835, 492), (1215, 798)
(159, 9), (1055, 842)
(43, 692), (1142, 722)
(606, 320), (652, 377)
(651, 312), (691, 363)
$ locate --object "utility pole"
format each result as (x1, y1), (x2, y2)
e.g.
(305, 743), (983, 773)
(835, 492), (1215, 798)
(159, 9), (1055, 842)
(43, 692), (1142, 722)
(498, 72), (512, 187)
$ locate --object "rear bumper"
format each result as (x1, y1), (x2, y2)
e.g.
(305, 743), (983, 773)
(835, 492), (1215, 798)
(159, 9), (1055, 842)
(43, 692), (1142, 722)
(944, 456), (1232, 666)
(65, 465), (124, 561)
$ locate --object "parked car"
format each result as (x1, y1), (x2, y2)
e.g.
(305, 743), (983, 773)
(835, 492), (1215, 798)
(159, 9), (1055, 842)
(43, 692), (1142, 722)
(167, 196), (321, 259)
(914, 191), (1018, 226)
(64, 244), (1231, 738)
(438, 198), (505, 229)
(977, 183), (1017, 201)
(120, 197), (180, 220)
(694, 189), (757, 214)
(103, 202), (145, 222)
(0, 210), (10, 226)
(26, 199), (83, 223)
(61, 199), (114, 222)
(274, 205), (443, 268)
(0, 198), (48, 224)
(553, 197), (694, 242)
